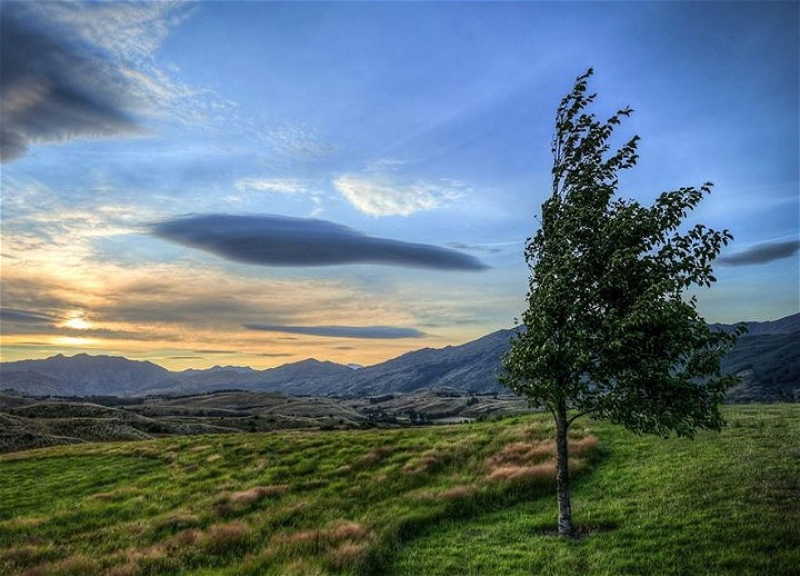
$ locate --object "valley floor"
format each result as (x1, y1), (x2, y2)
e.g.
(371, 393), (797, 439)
(0, 405), (798, 576)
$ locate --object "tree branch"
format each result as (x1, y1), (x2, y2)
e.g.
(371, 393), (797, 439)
(566, 410), (594, 427)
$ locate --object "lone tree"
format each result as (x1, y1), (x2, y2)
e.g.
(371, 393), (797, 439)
(501, 69), (743, 537)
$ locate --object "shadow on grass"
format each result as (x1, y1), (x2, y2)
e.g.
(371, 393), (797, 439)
(362, 442), (609, 575)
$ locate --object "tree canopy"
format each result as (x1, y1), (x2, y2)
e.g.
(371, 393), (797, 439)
(501, 69), (743, 536)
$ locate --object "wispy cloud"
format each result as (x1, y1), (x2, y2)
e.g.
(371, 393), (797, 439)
(263, 124), (337, 161)
(0, 308), (58, 325)
(333, 173), (466, 217)
(718, 239), (800, 266)
(194, 349), (238, 355)
(33, 1), (193, 67)
(244, 324), (426, 339)
(234, 178), (308, 194)
(447, 240), (520, 254)
(30, 1), (212, 125)
(151, 214), (487, 270)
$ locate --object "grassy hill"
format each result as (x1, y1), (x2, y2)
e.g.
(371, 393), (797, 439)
(0, 405), (797, 576)
(0, 390), (531, 454)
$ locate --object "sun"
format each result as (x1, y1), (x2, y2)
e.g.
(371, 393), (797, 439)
(62, 313), (94, 330)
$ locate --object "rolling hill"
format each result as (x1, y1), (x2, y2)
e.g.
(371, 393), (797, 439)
(0, 405), (797, 576)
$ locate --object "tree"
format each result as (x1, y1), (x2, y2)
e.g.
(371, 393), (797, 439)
(500, 69), (743, 537)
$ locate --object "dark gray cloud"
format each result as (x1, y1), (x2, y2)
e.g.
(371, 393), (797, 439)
(244, 324), (426, 339)
(0, 3), (141, 161)
(0, 308), (58, 324)
(718, 239), (799, 266)
(151, 214), (488, 271)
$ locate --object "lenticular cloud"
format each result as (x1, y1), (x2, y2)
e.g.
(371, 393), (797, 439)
(151, 214), (487, 271)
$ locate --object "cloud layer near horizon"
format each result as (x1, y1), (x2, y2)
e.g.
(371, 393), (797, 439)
(244, 324), (426, 339)
(151, 214), (488, 271)
(719, 239), (800, 266)
(0, 308), (58, 325)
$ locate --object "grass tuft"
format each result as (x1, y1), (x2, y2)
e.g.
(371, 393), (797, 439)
(485, 461), (557, 484)
(203, 521), (252, 554)
(440, 484), (478, 500)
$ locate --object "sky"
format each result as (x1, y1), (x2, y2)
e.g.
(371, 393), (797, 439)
(0, 0), (798, 371)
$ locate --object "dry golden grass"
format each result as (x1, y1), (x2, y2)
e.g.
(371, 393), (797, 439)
(121, 544), (167, 565)
(411, 484), (478, 501)
(275, 519), (373, 555)
(204, 521), (251, 548)
(153, 512), (200, 530)
(360, 445), (395, 465)
(327, 520), (370, 543)
(524, 441), (556, 462)
(276, 528), (321, 547)
(440, 484), (478, 500)
(22, 554), (100, 576)
(212, 485), (288, 516)
(1, 546), (39, 568)
(485, 435), (598, 476)
(327, 542), (370, 570)
(91, 491), (119, 501)
(486, 440), (554, 469)
(498, 441), (538, 459)
(283, 559), (326, 576)
(569, 435), (599, 455)
(231, 484), (288, 503)
(0, 516), (48, 529)
(106, 563), (140, 576)
(403, 449), (446, 474)
(161, 528), (203, 550)
(109, 535), (191, 576)
(210, 500), (237, 517)
(485, 461), (557, 483)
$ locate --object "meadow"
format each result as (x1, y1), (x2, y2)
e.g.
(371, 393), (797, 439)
(0, 405), (797, 576)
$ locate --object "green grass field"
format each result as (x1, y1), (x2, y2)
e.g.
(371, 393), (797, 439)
(1, 405), (797, 576)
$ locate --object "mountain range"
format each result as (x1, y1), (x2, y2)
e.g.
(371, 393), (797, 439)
(1, 314), (798, 402)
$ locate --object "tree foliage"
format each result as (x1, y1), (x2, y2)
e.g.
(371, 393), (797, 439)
(501, 69), (743, 535)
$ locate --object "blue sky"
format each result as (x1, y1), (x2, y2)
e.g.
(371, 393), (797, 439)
(1, 1), (797, 369)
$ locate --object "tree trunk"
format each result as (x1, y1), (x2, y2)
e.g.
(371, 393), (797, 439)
(555, 402), (573, 537)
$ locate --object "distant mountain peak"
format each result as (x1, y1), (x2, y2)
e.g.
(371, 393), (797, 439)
(1, 313), (796, 400)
